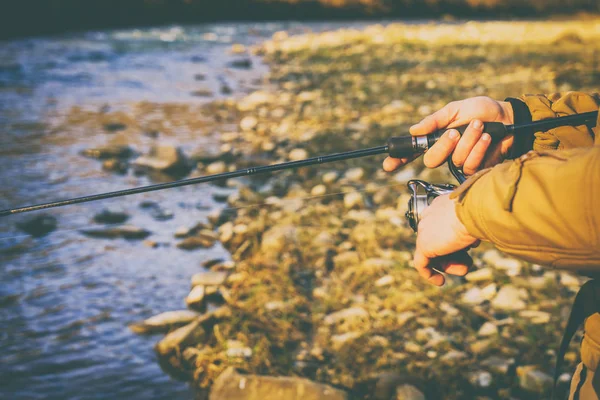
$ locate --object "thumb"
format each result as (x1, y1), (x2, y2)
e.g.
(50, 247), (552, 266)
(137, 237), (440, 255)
(410, 102), (458, 136)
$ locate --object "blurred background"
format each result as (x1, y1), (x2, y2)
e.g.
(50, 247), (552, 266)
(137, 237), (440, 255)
(1, 2), (599, 400)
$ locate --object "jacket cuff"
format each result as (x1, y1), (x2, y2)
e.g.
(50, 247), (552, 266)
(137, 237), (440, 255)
(505, 97), (534, 159)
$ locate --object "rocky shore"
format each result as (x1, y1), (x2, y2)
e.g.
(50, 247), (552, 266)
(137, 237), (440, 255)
(41, 19), (600, 399)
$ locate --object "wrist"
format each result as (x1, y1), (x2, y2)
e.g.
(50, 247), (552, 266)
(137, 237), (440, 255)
(499, 100), (515, 125)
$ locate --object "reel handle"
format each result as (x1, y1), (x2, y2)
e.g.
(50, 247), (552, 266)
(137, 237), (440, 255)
(387, 122), (508, 159)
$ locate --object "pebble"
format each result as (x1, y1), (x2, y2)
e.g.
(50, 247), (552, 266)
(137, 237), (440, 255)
(226, 340), (252, 358)
(191, 271), (227, 287)
(155, 320), (202, 356)
(375, 275), (395, 287)
(397, 311), (415, 327)
(324, 307), (369, 326)
(344, 192), (364, 209)
(185, 285), (206, 309)
(470, 339), (493, 355)
(478, 322), (498, 337)
(218, 222), (234, 243)
(230, 44), (246, 54)
(518, 310), (551, 324)
(331, 332), (362, 350)
(261, 225), (296, 254)
(344, 167), (364, 182)
(130, 310), (200, 334)
(491, 285), (527, 311)
(469, 371), (492, 388)
(240, 115), (258, 131)
(206, 161), (227, 174)
(465, 267), (493, 282)
(322, 171), (339, 184)
(461, 283), (497, 305)
(483, 249), (522, 276)
(441, 350), (468, 362)
(395, 384), (426, 400)
(177, 235), (215, 250)
(517, 366), (553, 393)
(482, 356), (514, 374)
(288, 148), (308, 161)
(311, 184), (327, 196)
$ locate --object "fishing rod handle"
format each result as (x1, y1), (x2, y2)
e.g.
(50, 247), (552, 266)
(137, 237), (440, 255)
(387, 122), (508, 159)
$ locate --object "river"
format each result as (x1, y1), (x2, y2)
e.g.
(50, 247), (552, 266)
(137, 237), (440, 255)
(0, 20), (386, 400)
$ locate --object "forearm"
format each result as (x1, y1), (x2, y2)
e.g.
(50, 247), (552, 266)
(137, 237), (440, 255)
(452, 145), (600, 272)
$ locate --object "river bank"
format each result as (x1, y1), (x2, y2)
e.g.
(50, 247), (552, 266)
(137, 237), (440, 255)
(124, 19), (600, 400)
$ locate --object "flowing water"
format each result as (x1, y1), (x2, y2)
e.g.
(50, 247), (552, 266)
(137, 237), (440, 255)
(0, 21), (383, 400)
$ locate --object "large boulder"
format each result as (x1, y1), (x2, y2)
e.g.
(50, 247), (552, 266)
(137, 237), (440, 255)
(209, 367), (347, 400)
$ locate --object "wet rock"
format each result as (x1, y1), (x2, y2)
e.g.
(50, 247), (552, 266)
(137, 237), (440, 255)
(155, 320), (204, 356)
(230, 44), (247, 54)
(228, 58), (252, 69)
(103, 122), (127, 132)
(133, 145), (190, 175)
(211, 368), (347, 400)
(470, 339), (493, 355)
(441, 350), (468, 363)
(81, 145), (133, 159)
(102, 159), (128, 174)
(191, 88), (213, 97)
(177, 234), (216, 250)
(186, 285), (206, 309)
(208, 207), (237, 227)
(93, 209), (129, 224)
(80, 225), (151, 240)
(194, 73), (206, 81)
(191, 271), (227, 287)
(220, 83), (233, 95)
(344, 192), (364, 209)
(143, 239), (159, 248)
(129, 310), (200, 334)
(491, 285), (527, 311)
(190, 147), (227, 165)
(395, 385), (426, 400)
(517, 366), (553, 393)
(16, 215), (57, 237)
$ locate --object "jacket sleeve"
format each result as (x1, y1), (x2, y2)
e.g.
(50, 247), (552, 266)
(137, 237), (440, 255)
(451, 144), (600, 274)
(517, 92), (600, 150)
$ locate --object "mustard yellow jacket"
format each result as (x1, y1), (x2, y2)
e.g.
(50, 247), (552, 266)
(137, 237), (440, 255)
(452, 92), (600, 273)
(450, 92), (600, 391)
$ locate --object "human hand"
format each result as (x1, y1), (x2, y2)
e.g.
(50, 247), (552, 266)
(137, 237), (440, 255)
(383, 96), (515, 176)
(413, 194), (479, 286)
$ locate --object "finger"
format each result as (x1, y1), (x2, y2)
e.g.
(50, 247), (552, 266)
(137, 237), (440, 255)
(463, 133), (492, 175)
(414, 250), (445, 286)
(423, 129), (460, 168)
(438, 252), (473, 276)
(382, 155), (415, 172)
(451, 120), (483, 167)
(409, 102), (458, 136)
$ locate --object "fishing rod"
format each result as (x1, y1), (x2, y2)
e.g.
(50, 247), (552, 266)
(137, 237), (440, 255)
(1, 111), (597, 225)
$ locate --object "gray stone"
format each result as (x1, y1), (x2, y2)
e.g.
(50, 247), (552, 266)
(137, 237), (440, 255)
(185, 285), (206, 309)
(93, 209), (129, 224)
(16, 215), (57, 237)
(129, 310), (200, 334)
(133, 145), (190, 174)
